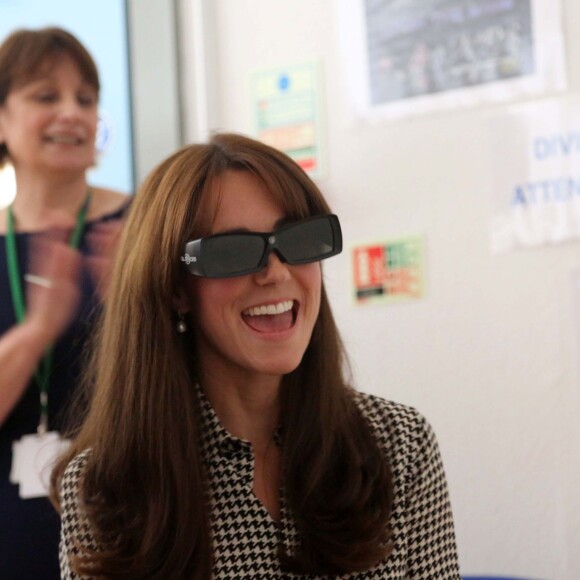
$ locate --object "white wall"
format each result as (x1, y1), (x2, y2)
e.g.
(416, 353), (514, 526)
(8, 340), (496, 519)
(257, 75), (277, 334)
(178, 1), (580, 578)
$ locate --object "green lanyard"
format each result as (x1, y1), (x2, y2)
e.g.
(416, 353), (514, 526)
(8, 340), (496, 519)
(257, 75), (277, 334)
(6, 190), (92, 434)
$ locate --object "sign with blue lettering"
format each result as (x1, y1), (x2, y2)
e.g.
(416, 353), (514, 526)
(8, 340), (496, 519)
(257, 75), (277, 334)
(489, 98), (580, 253)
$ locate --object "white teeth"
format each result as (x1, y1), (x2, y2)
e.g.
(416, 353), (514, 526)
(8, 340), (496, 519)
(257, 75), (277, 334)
(243, 300), (294, 317)
(47, 135), (81, 144)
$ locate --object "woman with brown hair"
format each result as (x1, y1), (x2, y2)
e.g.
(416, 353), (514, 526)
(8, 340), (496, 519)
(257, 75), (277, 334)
(0, 27), (128, 578)
(53, 133), (460, 578)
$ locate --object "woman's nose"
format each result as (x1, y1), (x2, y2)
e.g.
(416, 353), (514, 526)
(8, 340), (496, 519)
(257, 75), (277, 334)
(58, 97), (83, 119)
(254, 251), (291, 285)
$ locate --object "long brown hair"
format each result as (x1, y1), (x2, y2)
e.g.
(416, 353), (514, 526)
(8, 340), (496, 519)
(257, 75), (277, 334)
(0, 26), (100, 166)
(52, 133), (393, 577)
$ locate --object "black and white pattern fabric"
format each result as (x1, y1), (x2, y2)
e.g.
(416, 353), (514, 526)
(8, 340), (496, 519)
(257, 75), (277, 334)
(59, 390), (461, 579)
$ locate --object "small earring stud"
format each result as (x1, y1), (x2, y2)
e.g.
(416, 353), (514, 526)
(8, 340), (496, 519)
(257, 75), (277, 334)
(176, 312), (187, 333)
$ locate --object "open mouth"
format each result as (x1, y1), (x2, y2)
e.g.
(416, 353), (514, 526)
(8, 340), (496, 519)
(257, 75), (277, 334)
(241, 299), (298, 333)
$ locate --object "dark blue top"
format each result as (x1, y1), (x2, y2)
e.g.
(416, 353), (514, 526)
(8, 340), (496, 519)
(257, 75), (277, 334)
(0, 203), (129, 580)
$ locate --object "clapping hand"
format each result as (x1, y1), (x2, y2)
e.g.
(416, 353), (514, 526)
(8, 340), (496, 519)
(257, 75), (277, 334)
(85, 220), (124, 300)
(24, 237), (82, 344)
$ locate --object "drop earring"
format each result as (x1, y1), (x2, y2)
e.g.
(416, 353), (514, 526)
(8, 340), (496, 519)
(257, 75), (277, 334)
(176, 312), (187, 333)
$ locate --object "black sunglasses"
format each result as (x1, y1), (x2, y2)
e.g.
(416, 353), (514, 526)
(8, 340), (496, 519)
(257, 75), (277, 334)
(181, 214), (342, 278)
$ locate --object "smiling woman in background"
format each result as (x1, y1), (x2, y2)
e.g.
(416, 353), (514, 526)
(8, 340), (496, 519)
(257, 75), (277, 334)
(0, 27), (129, 579)
(52, 133), (460, 579)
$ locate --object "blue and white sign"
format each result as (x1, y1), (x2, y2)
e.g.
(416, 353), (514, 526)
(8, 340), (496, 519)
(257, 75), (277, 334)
(489, 98), (580, 253)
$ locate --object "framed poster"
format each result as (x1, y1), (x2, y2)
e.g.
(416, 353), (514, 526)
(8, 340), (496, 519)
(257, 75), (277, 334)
(338, 0), (567, 120)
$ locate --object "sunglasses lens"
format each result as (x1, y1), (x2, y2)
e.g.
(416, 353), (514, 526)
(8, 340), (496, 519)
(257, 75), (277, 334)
(202, 234), (265, 277)
(185, 215), (342, 277)
(278, 217), (337, 263)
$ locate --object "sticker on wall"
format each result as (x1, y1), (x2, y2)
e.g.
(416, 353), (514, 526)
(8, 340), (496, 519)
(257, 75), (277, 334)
(252, 61), (325, 178)
(351, 236), (425, 305)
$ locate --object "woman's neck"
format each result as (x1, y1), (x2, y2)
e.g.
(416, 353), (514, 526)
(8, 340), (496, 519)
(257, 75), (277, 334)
(200, 371), (281, 449)
(198, 364), (284, 522)
(10, 173), (89, 231)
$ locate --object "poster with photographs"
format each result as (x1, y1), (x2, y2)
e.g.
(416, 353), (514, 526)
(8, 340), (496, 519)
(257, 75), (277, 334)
(338, 0), (566, 120)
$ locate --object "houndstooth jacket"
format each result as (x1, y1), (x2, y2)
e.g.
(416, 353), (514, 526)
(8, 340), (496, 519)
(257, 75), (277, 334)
(59, 390), (461, 579)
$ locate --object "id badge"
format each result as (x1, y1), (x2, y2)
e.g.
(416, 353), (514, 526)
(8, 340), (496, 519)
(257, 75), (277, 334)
(10, 432), (71, 499)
